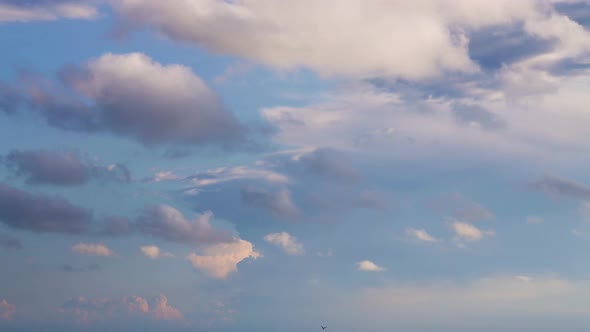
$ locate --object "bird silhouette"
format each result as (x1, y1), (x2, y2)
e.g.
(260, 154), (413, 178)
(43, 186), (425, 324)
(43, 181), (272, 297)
(321, 326), (327, 330)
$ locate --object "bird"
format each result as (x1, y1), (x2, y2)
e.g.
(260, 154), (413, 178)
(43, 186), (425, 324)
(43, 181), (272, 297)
(321, 326), (327, 330)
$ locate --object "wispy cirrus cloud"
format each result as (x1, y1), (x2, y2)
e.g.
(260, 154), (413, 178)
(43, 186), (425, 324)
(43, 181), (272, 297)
(0, 0), (98, 23)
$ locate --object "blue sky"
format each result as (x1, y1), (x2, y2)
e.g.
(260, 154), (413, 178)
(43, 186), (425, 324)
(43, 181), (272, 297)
(2, 1), (590, 331)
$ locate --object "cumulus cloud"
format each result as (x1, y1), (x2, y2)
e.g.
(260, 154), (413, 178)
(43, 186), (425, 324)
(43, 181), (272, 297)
(241, 187), (299, 219)
(72, 243), (115, 257)
(51, 52), (246, 147)
(136, 204), (233, 246)
(0, 233), (21, 249)
(112, 0), (576, 80)
(0, 0), (98, 23)
(0, 183), (92, 234)
(264, 232), (304, 255)
(140, 245), (174, 259)
(59, 294), (183, 323)
(357, 260), (386, 272)
(0, 298), (16, 320)
(406, 228), (438, 243)
(186, 238), (261, 279)
(450, 221), (494, 242)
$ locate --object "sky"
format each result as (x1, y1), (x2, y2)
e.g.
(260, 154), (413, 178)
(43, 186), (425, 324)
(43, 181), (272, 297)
(2, 0), (590, 331)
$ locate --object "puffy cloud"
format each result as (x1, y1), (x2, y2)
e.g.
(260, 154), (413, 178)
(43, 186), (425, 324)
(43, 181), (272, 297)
(72, 243), (115, 257)
(4, 149), (91, 186)
(136, 204), (233, 246)
(51, 52), (246, 147)
(241, 187), (299, 219)
(0, 183), (92, 234)
(530, 174), (590, 199)
(357, 260), (386, 272)
(0, 0), (98, 23)
(264, 232), (304, 255)
(140, 245), (174, 259)
(187, 238), (261, 279)
(59, 294), (183, 323)
(0, 233), (21, 249)
(406, 228), (438, 243)
(111, 0), (571, 80)
(450, 221), (494, 242)
(0, 299), (16, 320)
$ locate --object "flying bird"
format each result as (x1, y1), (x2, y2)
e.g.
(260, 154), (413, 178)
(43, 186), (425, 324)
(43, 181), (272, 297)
(321, 326), (327, 330)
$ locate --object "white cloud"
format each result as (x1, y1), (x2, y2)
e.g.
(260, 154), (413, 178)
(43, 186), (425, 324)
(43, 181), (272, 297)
(113, 0), (583, 80)
(140, 245), (174, 259)
(188, 166), (288, 188)
(357, 260), (386, 272)
(264, 232), (304, 255)
(406, 228), (438, 243)
(186, 238), (261, 279)
(450, 221), (494, 242)
(72, 243), (115, 257)
(0, 1), (98, 22)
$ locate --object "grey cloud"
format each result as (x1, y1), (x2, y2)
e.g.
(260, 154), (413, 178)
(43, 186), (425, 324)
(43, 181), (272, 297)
(0, 83), (25, 114)
(0, 233), (22, 249)
(3, 149), (132, 185)
(299, 148), (362, 181)
(57, 53), (248, 148)
(452, 104), (506, 131)
(60, 263), (101, 273)
(28, 89), (100, 131)
(468, 23), (556, 71)
(427, 193), (494, 222)
(530, 175), (590, 200)
(240, 187), (300, 219)
(0, 183), (92, 234)
(135, 204), (233, 246)
(555, 1), (590, 27)
(5, 149), (91, 186)
(102, 216), (134, 236)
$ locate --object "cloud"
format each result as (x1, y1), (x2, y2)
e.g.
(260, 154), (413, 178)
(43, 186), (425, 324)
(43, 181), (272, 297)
(186, 238), (261, 279)
(186, 166), (288, 188)
(59, 294), (183, 324)
(450, 221), (494, 242)
(135, 205), (233, 246)
(357, 260), (386, 272)
(451, 103), (507, 130)
(52, 52), (246, 147)
(406, 228), (438, 243)
(140, 245), (174, 259)
(102, 216), (134, 236)
(0, 298), (16, 320)
(241, 187), (299, 219)
(60, 264), (101, 273)
(72, 243), (115, 257)
(5, 149), (91, 186)
(348, 274), (582, 326)
(526, 215), (544, 224)
(0, 0), (98, 23)
(0, 183), (92, 234)
(264, 232), (304, 255)
(530, 175), (590, 199)
(0, 233), (21, 249)
(111, 0), (571, 80)
(296, 148), (362, 182)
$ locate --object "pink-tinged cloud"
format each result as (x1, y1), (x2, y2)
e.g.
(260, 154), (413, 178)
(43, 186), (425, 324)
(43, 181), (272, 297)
(0, 299), (16, 320)
(187, 238), (261, 279)
(72, 243), (115, 256)
(59, 294), (183, 324)
(151, 294), (183, 321)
